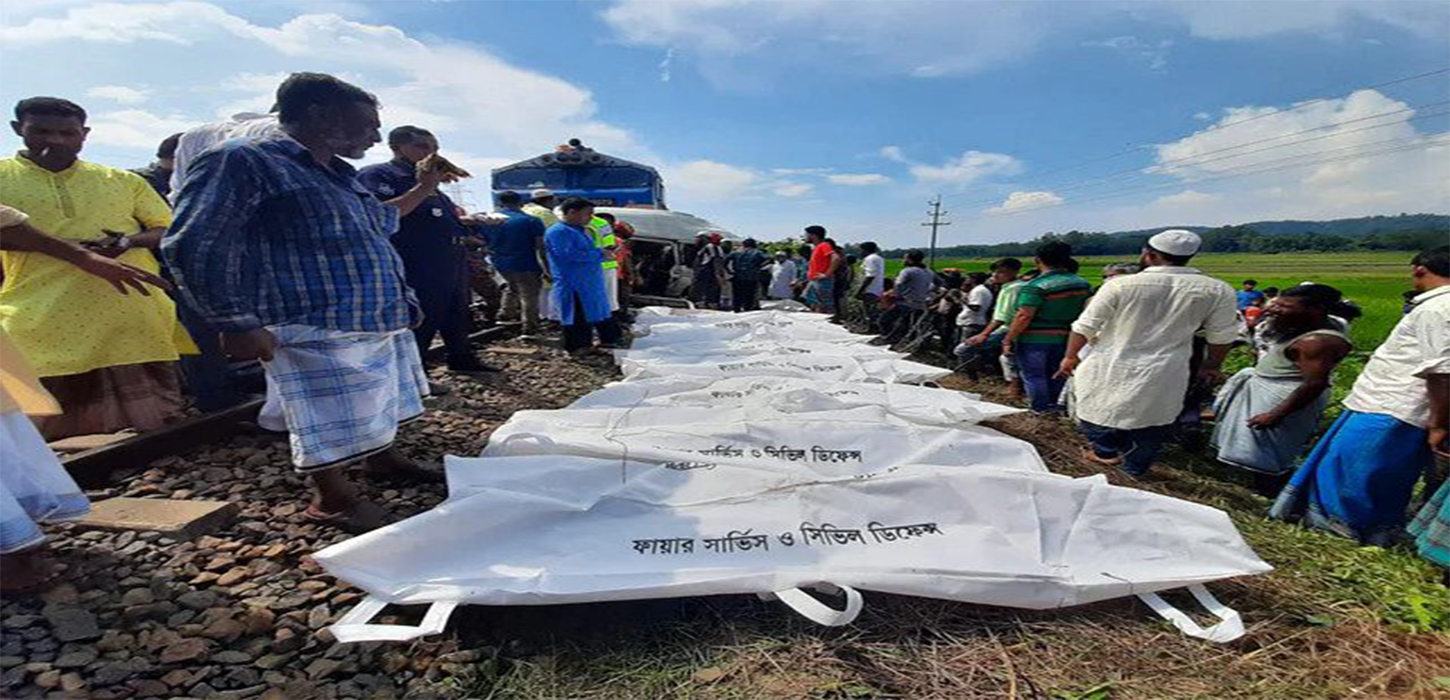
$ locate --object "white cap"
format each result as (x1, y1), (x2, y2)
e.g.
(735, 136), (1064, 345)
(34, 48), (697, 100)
(531, 188), (555, 199)
(1147, 229), (1201, 257)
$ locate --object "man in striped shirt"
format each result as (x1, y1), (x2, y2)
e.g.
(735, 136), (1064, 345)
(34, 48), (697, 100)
(1001, 241), (1091, 413)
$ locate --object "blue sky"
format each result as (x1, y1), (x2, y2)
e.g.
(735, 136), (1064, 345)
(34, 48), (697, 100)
(2, 0), (1447, 248)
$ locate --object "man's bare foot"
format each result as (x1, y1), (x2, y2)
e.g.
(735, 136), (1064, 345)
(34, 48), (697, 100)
(0, 547), (60, 593)
(363, 447), (444, 484)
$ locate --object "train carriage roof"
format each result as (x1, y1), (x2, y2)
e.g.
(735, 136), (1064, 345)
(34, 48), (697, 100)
(596, 207), (738, 243)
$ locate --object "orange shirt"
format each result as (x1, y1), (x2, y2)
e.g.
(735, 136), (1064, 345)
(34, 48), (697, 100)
(807, 242), (835, 280)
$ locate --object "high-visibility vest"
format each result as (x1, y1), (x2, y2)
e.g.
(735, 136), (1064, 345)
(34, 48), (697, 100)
(589, 216), (618, 269)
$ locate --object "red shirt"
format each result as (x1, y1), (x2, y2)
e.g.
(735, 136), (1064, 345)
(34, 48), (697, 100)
(616, 243), (633, 281)
(807, 242), (835, 280)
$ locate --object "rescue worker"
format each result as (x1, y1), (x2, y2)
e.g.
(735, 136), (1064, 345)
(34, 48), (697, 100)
(592, 212), (620, 315)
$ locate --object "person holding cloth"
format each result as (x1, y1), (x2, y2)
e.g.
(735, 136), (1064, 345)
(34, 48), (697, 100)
(358, 125), (497, 374)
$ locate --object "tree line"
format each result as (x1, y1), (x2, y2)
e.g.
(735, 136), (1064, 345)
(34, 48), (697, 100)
(879, 225), (1448, 259)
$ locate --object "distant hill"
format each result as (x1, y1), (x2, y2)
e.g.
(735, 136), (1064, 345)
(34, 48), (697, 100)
(881, 213), (1449, 258)
(1108, 214), (1449, 239)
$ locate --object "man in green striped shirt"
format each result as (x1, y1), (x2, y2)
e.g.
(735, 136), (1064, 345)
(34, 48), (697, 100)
(1002, 241), (1091, 413)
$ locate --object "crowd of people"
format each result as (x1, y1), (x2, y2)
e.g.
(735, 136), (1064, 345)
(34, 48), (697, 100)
(788, 226), (1446, 575)
(0, 70), (1445, 589)
(0, 73), (657, 585)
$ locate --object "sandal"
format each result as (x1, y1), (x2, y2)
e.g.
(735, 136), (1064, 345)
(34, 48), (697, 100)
(303, 500), (395, 534)
(1081, 447), (1124, 467)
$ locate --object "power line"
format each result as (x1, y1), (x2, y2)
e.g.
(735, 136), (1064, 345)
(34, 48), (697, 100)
(952, 104), (1450, 210)
(967, 134), (1449, 220)
(921, 196), (951, 268)
(1198, 66), (1450, 135)
(988, 136), (1446, 218)
(941, 65), (1450, 202)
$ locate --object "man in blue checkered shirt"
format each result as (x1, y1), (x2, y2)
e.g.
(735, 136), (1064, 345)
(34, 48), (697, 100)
(164, 73), (443, 533)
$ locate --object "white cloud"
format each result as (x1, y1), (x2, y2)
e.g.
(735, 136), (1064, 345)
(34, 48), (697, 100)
(1081, 35), (1172, 71)
(658, 47), (675, 83)
(84, 84), (151, 105)
(1154, 190), (1219, 207)
(772, 167), (832, 176)
(663, 161), (821, 202)
(986, 190), (1063, 214)
(664, 160), (759, 201)
(879, 146), (908, 163)
(599, 1), (1447, 89)
(0, 2), (694, 214)
(775, 182), (814, 198)
(962, 89), (1450, 239)
(1, 3), (644, 159)
(828, 173), (891, 186)
(600, 0), (1066, 87)
(1151, 89), (1439, 197)
(1160, 1), (1448, 40)
(909, 150), (1022, 186)
(87, 109), (198, 150)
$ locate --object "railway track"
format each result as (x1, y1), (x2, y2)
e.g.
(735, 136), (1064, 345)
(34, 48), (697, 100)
(60, 323), (518, 488)
(58, 290), (698, 487)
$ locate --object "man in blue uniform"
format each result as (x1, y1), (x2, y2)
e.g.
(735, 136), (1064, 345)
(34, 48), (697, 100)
(358, 126), (497, 374)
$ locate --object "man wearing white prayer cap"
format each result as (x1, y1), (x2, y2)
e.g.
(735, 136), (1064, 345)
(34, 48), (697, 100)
(523, 188), (559, 227)
(1054, 229), (1239, 477)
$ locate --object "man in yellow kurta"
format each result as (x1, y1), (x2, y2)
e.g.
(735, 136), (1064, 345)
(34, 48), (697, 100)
(0, 97), (192, 439)
(1, 201), (170, 590)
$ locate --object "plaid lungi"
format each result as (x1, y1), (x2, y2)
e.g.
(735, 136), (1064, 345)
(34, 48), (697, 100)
(257, 325), (428, 472)
(1409, 473), (1450, 568)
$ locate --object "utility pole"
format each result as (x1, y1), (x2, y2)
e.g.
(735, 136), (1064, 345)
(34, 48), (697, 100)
(921, 195), (951, 269)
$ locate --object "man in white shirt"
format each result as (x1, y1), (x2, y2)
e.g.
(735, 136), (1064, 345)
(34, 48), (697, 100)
(169, 112), (283, 202)
(1056, 230), (1238, 477)
(1271, 246), (1450, 545)
(768, 251), (797, 300)
(856, 242), (887, 330)
(955, 271), (995, 337)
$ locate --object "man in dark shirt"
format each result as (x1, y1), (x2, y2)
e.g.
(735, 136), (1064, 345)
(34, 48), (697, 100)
(725, 238), (769, 312)
(490, 190), (548, 337)
(692, 233), (726, 309)
(136, 131), (252, 411)
(131, 132), (181, 198)
(358, 126), (497, 374)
